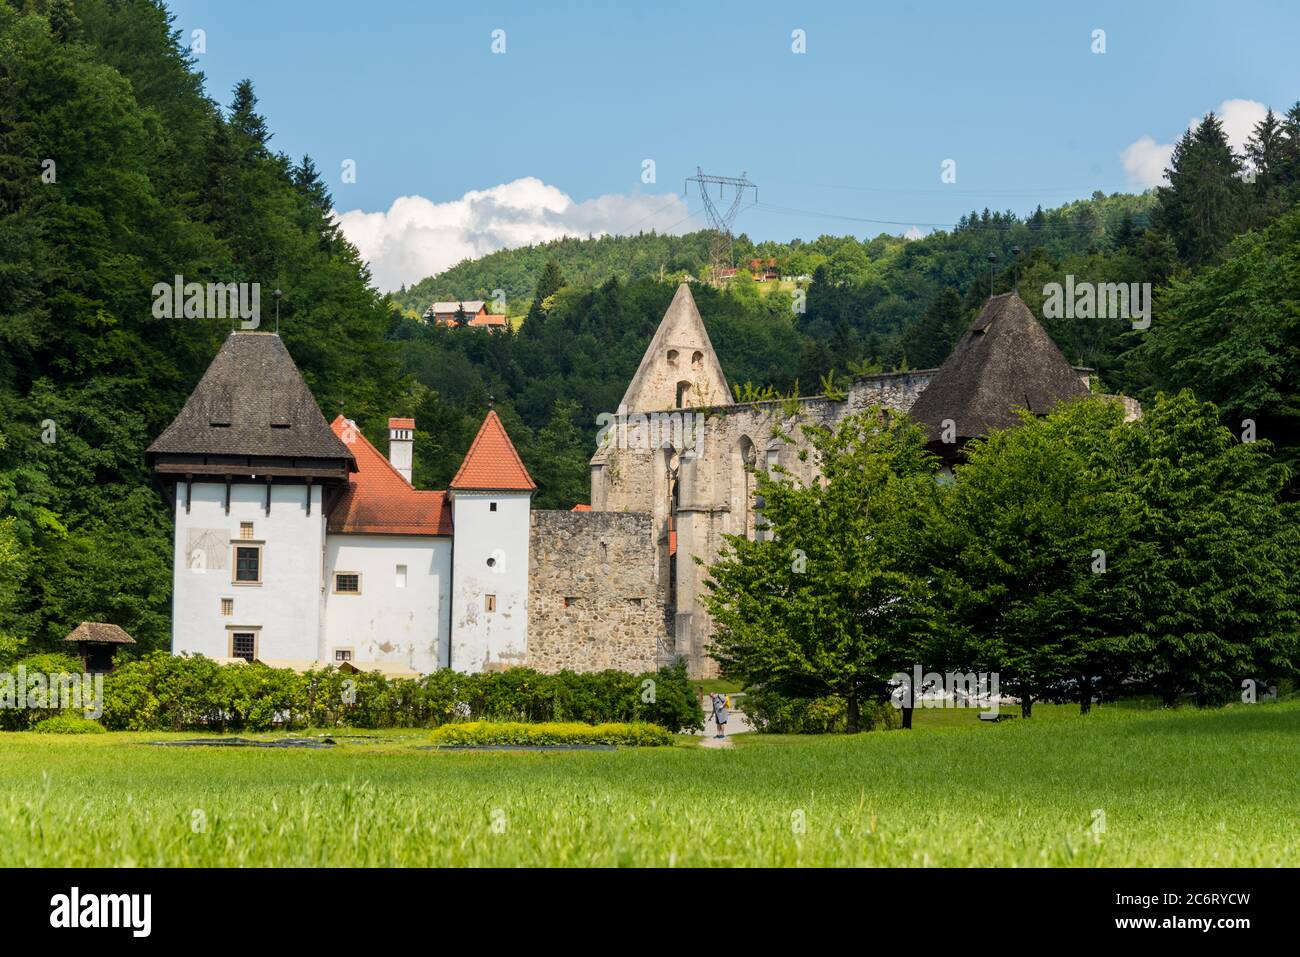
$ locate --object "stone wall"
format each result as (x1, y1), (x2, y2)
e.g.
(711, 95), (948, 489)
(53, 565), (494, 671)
(590, 370), (936, 677)
(527, 510), (670, 673)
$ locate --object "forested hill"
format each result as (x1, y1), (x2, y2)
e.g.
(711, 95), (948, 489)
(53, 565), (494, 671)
(389, 193), (1156, 314)
(4, 0), (1300, 660)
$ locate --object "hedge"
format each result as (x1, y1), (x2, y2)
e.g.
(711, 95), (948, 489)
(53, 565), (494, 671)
(97, 653), (703, 733)
(428, 721), (675, 747)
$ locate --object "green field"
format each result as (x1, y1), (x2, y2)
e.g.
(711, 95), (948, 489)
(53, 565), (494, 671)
(2, 700), (1297, 867)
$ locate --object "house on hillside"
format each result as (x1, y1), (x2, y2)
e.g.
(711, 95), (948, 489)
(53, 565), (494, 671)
(422, 300), (508, 329)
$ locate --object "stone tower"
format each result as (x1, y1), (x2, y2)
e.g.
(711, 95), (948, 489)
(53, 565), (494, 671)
(617, 283), (731, 413)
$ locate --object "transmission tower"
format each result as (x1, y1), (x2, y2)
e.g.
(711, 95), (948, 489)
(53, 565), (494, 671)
(684, 168), (757, 282)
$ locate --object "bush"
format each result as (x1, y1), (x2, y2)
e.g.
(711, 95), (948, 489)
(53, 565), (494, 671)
(740, 688), (900, 734)
(0, 652), (98, 730)
(428, 721), (675, 747)
(98, 653), (704, 732)
(31, 714), (106, 734)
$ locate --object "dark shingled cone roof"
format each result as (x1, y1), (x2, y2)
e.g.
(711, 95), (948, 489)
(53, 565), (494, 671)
(907, 292), (1090, 442)
(147, 332), (354, 462)
(64, 622), (135, 645)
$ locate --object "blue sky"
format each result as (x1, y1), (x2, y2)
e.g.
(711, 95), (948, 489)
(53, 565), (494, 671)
(168, 0), (1300, 290)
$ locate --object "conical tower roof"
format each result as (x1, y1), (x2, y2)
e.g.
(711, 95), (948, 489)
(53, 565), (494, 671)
(907, 292), (1090, 443)
(450, 410), (536, 492)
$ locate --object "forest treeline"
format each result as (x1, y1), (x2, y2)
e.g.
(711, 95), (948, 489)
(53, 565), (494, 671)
(2, 0), (1299, 658)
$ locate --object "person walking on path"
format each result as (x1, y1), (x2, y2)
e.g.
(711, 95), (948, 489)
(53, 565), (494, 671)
(709, 692), (728, 739)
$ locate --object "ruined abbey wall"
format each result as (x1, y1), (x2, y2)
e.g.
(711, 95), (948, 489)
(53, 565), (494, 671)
(526, 510), (671, 673)
(591, 370), (936, 677)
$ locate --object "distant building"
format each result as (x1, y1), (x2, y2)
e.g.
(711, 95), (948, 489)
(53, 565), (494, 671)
(423, 300), (508, 329)
(747, 257), (779, 281)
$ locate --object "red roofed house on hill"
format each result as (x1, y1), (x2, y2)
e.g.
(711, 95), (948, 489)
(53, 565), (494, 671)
(423, 300), (508, 329)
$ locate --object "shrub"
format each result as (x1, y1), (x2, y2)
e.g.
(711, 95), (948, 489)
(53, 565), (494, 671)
(428, 721), (675, 747)
(740, 688), (900, 734)
(98, 653), (702, 732)
(32, 714), (106, 734)
(0, 652), (98, 730)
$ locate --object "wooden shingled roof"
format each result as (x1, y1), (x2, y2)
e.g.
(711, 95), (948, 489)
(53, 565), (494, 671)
(64, 622), (136, 645)
(146, 332), (355, 463)
(907, 292), (1091, 443)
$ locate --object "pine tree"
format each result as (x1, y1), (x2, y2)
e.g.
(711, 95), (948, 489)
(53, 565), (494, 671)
(228, 79), (270, 152)
(521, 260), (565, 337)
(1155, 114), (1246, 266)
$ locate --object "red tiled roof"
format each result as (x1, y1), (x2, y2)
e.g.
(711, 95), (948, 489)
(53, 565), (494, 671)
(388, 417), (415, 429)
(328, 416), (452, 535)
(570, 504), (592, 511)
(450, 410), (536, 491)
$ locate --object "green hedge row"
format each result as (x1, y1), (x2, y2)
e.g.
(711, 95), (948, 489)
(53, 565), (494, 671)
(90, 653), (702, 733)
(428, 721), (675, 747)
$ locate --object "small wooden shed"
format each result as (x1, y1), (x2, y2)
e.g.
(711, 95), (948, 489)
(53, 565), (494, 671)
(63, 622), (136, 673)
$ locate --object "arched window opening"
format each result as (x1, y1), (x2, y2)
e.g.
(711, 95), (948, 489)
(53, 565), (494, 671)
(675, 380), (692, 408)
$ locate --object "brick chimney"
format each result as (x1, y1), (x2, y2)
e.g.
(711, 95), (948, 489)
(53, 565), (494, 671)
(388, 418), (414, 483)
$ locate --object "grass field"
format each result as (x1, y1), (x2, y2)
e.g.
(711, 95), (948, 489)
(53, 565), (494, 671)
(1, 699), (1296, 866)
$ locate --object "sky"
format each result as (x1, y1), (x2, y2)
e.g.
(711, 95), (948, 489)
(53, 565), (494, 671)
(167, 0), (1300, 291)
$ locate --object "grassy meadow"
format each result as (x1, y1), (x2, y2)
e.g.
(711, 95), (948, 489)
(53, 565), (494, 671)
(1, 699), (1296, 867)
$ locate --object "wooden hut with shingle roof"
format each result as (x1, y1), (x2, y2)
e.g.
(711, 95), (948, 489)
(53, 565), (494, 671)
(63, 621), (135, 673)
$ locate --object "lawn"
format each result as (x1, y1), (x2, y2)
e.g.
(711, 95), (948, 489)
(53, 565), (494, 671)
(1, 699), (1296, 866)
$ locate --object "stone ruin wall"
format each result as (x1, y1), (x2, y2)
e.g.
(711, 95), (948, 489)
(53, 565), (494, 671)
(527, 510), (671, 673)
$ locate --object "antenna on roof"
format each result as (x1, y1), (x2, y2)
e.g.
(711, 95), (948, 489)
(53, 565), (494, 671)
(1011, 247), (1022, 294)
(273, 289), (283, 334)
(986, 253), (997, 298)
(487, 394), (495, 410)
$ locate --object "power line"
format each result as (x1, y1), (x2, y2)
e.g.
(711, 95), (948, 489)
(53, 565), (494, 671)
(753, 200), (1124, 233)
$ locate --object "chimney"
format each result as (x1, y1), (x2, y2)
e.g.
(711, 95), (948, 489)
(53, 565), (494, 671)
(388, 418), (414, 483)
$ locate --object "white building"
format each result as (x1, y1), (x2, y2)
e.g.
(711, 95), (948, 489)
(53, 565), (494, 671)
(147, 330), (536, 675)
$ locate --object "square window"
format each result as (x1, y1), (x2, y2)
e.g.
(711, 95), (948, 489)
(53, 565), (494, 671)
(221, 598), (233, 616)
(334, 572), (360, 594)
(239, 522), (254, 540)
(396, 564), (407, 589)
(231, 632), (256, 662)
(485, 594), (497, 613)
(489, 502), (497, 512)
(234, 545), (261, 583)
(334, 649), (353, 662)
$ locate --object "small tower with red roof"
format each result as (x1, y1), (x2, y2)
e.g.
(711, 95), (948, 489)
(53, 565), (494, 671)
(448, 410), (537, 672)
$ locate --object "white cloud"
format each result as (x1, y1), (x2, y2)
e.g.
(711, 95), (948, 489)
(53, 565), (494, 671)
(1120, 99), (1269, 189)
(334, 177), (692, 292)
(1120, 136), (1174, 189)
(1214, 98), (1269, 153)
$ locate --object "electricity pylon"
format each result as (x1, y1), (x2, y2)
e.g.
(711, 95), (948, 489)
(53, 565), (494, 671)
(685, 168), (757, 282)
